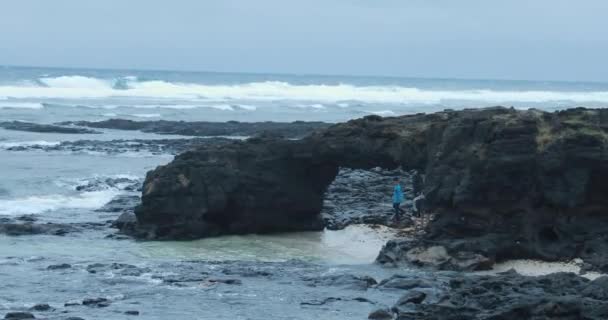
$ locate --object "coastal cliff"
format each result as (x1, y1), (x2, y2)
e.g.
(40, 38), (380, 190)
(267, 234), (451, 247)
(130, 107), (608, 270)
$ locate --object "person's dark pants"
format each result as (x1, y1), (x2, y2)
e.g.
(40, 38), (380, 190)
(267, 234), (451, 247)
(393, 202), (405, 219)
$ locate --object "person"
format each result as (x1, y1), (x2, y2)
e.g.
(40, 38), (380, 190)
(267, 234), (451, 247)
(392, 177), (405, 220)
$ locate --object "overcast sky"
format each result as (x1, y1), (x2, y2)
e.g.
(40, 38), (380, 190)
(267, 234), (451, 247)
(1, 0), (607, 81)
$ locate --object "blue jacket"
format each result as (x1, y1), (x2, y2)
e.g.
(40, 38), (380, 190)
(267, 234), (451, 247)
(393, 184), (404, 204)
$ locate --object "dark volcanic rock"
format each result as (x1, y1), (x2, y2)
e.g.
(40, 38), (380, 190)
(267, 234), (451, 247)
(3, 312), (35, 320)
(61, 119), (330, 138)
(82, 297), (110, 307)
(133, 138), (337, 239)
(0, 222), (76, 236)
(303, 274), (377, 290)
(47, 263), (72, 270)
(0, 121), (99, 134)
(383, 271), (608, 320)
(0, 219), (105, 236)
(368, 308), (394, 320)
(133, 107), (608, 271)
(29, 304), (53, 312)
(4, 137), (232, 156)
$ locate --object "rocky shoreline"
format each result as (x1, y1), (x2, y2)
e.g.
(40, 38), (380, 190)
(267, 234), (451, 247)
(4, 107), (608, 320)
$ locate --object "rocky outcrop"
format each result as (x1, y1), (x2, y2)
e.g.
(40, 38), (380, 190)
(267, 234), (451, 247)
(132, 137), (338, 239)
(130, 107), (608, 270)
(61, 119), (330, 138)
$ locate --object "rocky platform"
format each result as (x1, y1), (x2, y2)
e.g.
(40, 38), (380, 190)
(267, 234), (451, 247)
(129, 107), (608, 272)
(3, 137), (233, 156)
(61, 119), (330, 138)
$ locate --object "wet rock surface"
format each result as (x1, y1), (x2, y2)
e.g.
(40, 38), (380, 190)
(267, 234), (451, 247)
(0, 121), (100, 134)
(61, 119), (330, 138)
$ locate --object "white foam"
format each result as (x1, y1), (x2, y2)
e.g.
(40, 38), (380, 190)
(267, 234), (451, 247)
(209, 104), (234, 111)
(0, 190), (120, 216)
(1, 76), (608, 105)
(0, 141), (61, 149)
(293, 103), (326, 109)
(486, 259), (605, 280)
(367, 110), (396, 116)
(129, 113), (162, 118)
(234, 104), (257, 111)
(0, 102), (44, 109)
(102, 112), (118, 117)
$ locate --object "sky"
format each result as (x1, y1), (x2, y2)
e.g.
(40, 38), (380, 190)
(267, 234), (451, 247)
(1, 0), (607, 82)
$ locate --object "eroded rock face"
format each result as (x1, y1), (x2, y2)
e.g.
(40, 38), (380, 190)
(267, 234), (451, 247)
(133, 137), (338, 239)
(132, 107), (608, 270)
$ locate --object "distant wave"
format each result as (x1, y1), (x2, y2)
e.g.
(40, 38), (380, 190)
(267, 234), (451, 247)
(0, 140), (61, 149)
(0, 102), (44, 109)
(129, 113), (162, 118)
(1, 75), (608, 105)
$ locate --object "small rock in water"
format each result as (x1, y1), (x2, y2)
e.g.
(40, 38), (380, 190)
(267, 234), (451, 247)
(395, 290), (426, 305)
(29, 303), (54, 311)
(3, 312), (35, 320)
(47, 263), (71, 270)
(368, 308), (393, 320)
(124, 310), (140, 315)
(82, 297), (110, 307)
(64, 300), (81, 307)
(206, 278), (242, 285)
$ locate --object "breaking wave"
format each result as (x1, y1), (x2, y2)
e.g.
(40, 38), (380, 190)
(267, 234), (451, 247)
(1, 75), (608, 105)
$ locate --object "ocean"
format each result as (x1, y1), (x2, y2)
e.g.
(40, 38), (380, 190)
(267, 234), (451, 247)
(2, 65), (608, 124)
(1, 65), (607, 319)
